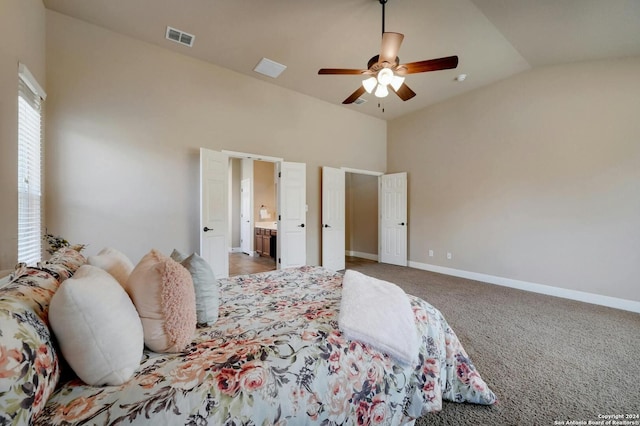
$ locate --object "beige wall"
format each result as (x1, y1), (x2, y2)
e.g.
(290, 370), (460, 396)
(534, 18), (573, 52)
(345, 173), (378, 256)
(253, 161), (276, 222)
(45, 11), (386, 265)
(388, 57), (640, 302)
(0, 0), (46, 270)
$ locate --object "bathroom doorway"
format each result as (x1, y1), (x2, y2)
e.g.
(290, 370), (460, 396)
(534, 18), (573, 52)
(229, 158), (277, 274)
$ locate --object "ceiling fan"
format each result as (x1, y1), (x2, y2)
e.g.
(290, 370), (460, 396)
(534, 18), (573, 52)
(318, 0), (459, 105)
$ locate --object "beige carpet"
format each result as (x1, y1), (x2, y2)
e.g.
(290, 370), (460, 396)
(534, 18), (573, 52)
(346, 262), (640, 425)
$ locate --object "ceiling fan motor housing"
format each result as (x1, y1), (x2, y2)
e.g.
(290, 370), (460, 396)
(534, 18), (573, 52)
(368, 55), (400, 71)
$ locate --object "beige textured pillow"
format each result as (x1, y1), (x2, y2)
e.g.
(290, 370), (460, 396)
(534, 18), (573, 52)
(49, 265), (143, 386)
(88, 247), (134, 287)
(126, 249), (197, 353)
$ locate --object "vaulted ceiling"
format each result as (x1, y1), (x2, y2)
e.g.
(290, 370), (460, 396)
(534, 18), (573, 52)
(43, 0), (640, 120)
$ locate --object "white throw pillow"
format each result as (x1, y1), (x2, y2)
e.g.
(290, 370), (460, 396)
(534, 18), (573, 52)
(88, 247), (134, 287)
(49, 264), (143, 386)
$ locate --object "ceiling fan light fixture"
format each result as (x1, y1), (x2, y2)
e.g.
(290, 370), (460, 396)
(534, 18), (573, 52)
(390, 75), (405, 91)
(362, 76), (378, 93)
(377, 68), (394, 86)
(317, 0), (459, 106)
(374, 84), (389, 98)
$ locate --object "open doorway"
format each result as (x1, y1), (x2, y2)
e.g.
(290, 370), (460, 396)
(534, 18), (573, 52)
(201, 148), (307, 278)
(322, 166), (408, 271)
(228, 158), (277, 276)
(345, 172), (379, 264)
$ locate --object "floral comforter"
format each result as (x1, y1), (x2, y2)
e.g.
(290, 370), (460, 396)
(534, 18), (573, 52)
(36, 266), (496, 425)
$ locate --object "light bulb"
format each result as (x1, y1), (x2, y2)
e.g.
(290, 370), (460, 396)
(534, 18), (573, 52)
(377, 68), (394, 86)
(362, 77), (377, 93)
(390, 75), (405, 91)
(374, 84), (389, 98)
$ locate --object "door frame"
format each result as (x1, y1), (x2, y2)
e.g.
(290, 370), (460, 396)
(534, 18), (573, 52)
(225, 151), (283, 257)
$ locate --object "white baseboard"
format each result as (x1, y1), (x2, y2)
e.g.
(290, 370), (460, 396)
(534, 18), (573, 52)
(345, 251), (378, 261)
(408, 260), (640, 314)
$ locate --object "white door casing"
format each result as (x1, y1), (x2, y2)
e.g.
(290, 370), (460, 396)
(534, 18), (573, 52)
(240, 178), (252, 255)
(200, 148), (229, 278)
(322, 167), (345, 271)
(278, 162), (307, 269)
(379, 172), (407, 266)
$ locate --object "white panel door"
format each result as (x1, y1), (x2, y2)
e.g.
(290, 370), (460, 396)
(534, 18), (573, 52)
(200, 148), (229, 278)
(240, 178), (252, 255)
(278, 162), (306, 269)
(379, 172), (407, 266)
(322, 167), (345, 271)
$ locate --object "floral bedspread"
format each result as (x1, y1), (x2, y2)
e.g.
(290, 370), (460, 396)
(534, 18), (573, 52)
(36, 266), (496, 425)
(0, 248), (86, 425)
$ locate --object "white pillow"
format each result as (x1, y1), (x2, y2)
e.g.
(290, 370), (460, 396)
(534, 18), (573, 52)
(88, 247), (134, 287)
(49, 264), (143, 386)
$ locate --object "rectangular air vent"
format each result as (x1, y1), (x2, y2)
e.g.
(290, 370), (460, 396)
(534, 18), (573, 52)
(165, 26), (195, 47)
(353, 97), (367, 105)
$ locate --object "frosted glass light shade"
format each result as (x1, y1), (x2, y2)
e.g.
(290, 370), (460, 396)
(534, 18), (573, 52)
(374, 84), (389, 98)
(390, 75), (405, 91)
(377, 68), (394, 86)
(362, 77), (377, 93)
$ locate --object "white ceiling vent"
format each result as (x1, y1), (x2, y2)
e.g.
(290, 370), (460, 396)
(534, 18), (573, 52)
(353, 97), (367, 105)
(253, 58), (287, 78)
(165, 26), (195, 47)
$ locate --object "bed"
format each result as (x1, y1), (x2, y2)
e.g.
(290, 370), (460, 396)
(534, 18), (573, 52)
(31, 265), (496, 425)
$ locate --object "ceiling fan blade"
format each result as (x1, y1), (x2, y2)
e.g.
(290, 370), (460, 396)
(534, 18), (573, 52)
(318, 68), (368, 75)
(342, 86), (366, 104)
(379, 32), (404, 64)
(396, 55), (459, 75)
(391, 83), (416, 101)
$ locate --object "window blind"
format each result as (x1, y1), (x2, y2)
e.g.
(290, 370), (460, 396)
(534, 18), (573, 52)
(17, 69), (44, 265)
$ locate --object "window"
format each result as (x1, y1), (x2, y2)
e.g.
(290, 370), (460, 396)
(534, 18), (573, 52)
(17, 64), (46, 265)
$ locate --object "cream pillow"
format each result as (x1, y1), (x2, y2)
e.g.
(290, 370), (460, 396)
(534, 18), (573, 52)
(170, 250), (219, 326)
(126, 249), (197, 353)
(88, 247), (134, 287)
(49, 265), (143, 386)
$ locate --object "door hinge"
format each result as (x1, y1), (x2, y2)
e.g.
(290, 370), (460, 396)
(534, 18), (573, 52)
(278, 215), (281, 221)
(278, 172), (281, 178)
(278, 258), (281, 264)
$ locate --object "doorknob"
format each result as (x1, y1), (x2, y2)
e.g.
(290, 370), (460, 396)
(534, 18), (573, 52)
(298, 224), (305, 228)
(324, 224), (331, 228)
(398, 222), (405, 226)
(203, 227), (214, 232)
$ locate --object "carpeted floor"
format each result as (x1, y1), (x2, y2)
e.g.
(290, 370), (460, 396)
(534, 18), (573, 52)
(346, 262), (640, 426)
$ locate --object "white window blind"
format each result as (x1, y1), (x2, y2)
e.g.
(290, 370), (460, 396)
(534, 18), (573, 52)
(18, 64), (46, 265)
